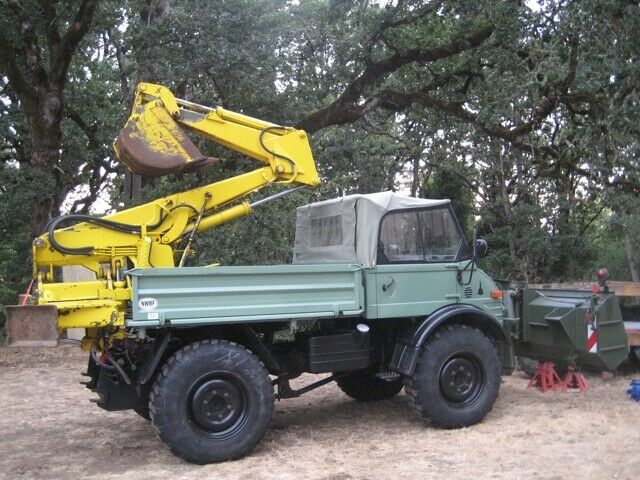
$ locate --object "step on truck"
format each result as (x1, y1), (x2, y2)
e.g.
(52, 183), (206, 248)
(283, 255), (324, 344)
(7, 83), (628, 464)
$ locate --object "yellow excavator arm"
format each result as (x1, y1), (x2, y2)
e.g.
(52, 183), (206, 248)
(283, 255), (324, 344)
(31, 82), (319, 331)
(114, 83), (318, 183)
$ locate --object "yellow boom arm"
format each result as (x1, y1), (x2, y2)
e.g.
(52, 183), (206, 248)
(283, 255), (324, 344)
(32, 82), (319, 330)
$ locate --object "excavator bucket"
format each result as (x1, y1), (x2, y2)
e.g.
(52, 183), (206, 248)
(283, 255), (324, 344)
(114, 101), (217, 176)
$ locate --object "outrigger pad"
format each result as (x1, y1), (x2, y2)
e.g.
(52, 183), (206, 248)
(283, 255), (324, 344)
(4, 305), (58, 347)
(114, 102), (217, 177)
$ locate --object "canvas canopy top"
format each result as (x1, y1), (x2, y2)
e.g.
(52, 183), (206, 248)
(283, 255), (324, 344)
(293, 191), (449, 267)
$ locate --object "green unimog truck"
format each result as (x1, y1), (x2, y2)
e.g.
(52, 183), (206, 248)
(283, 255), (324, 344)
(79, 191), (628, 464)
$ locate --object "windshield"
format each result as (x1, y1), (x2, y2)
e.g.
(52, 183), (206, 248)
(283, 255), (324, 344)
(378, 206), (469, 264)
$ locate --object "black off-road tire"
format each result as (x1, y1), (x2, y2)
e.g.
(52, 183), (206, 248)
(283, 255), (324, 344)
(336, 370), (404, 401)
(404, 324), (500, 428)
(133, 403), (151, 420)
(149, 340), (274, 464)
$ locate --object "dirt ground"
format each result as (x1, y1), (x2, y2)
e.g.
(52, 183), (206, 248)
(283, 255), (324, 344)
(1, 347), (639, 480)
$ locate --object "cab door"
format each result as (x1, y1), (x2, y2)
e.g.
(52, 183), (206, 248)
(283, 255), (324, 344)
(373, 206), (470, 319)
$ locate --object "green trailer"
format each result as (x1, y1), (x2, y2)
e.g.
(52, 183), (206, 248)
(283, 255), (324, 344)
(509, 287), (629, 372)
(58, 192), (628, 463)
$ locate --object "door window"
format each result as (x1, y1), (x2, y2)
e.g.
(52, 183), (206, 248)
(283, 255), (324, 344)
(378, 211), (423, 263)
(377, 206), (468, 264)
(419, 209), (467, 262)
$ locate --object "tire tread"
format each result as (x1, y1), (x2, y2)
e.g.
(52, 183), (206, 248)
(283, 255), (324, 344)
(149, 339), (273, 463)
(404, 324), (500, 428)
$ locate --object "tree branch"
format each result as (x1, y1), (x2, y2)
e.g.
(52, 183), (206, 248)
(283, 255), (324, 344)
(41, 0), (62, 64)
(297, 22), (494, 132)
(365, 2), (441, 55)
(0, 37), (38, 101)
(106, 28), (130, 104)
(65, 107), (99, 150)
(576, 206), (605, 239)
(51, 0), (99, 85)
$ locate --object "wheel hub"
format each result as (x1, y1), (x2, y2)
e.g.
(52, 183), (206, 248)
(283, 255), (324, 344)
(439, 355), (483, 404)
(190, 377), (246, 433)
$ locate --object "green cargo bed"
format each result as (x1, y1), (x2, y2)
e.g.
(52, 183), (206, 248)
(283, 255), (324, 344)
(127, 264), (364, 327)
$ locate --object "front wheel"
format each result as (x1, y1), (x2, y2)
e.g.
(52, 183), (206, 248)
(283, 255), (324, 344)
(150, 340), (273, 464)
(405, 324), (500, 428)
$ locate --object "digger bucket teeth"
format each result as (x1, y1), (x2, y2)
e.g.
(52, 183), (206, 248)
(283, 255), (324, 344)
(114, 102), (217, 177)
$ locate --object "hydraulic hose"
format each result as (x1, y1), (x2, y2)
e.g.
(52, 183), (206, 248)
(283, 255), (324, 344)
(47, 215), (148, 256)
(90, 342), (132, 385)
(259, 126), (298, 182)
(46, 204), (198, 256)
(90, 343), (116, 371)
(105, 349), (132, 386)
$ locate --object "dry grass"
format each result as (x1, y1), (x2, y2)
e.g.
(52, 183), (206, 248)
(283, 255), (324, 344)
(1, 346), (639, 480)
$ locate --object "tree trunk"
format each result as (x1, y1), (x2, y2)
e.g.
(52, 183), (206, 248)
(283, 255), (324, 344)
(0, 0), (98, 236)
(623, 230), (640, 283)
(410, 156), (420, 197)
(497, 148), (516, 262)
(26, 87), (65, 236)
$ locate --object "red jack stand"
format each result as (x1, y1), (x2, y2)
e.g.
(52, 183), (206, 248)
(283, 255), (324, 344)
(527, 362), (561, 392)
(559, 365), (588, 393)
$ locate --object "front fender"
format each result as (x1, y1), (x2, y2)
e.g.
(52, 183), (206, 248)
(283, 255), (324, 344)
(389, 304), (507, 376)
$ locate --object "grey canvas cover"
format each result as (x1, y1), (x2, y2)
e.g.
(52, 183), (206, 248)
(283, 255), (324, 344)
(293, 191), (449, 267)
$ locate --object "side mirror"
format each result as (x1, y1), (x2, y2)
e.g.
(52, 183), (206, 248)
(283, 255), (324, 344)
(475, 238), (488, 258)
(472, 228), (478, 258)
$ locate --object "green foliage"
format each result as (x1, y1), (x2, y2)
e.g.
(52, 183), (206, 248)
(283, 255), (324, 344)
(422, 166), (473, 236)
(587, 214), (635, 281)
(1, 0), (639, 336)
(0, 163), (48, 321)
(191, 189), (310, 267)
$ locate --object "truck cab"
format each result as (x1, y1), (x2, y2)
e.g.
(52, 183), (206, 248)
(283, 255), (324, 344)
(293, 191), (505, 323)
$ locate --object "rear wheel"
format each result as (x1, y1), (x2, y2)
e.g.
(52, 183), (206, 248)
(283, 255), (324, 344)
(336, 369), (404, 401)
(405, 324), (500, 428)
(150, 340), (273, 464)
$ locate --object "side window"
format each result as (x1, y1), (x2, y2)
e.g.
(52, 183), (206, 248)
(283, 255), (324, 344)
(310, 215), (343, 247)
(419, 208), (466, 261)
(378, 211), (423, 263)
